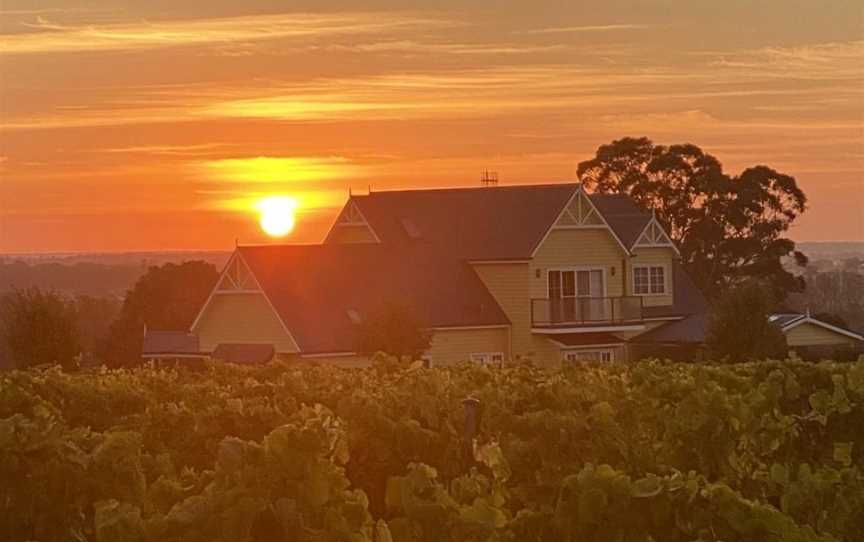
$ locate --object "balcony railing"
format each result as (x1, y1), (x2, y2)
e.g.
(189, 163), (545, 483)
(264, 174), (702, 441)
(531, 296), (644, 327)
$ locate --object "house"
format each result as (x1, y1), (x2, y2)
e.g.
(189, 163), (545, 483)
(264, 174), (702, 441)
(770, 312), (864, 359)
(183, 183), (708, 366)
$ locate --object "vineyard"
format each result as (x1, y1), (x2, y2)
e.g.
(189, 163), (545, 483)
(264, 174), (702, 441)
(2, 357), (863, 541)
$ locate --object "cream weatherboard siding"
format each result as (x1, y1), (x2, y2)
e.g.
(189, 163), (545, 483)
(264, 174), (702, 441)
(472, 262), (532, 357)
(530, 228), (626, 299)
(426, 327), (510, 366)
(627, 247), (676, 307)
(785, 323), (859, 347)
(193, 293), (299, 353)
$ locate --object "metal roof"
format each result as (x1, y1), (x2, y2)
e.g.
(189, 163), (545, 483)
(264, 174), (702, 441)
(238, 243), (510, 354)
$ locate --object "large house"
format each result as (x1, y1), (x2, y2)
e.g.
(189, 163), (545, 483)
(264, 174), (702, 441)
(173, 183), (710, 367)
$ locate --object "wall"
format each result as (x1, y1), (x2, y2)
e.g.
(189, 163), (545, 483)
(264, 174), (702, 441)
(193, 293), (299, 353)
(785, 322), (858, 347)
(530, 228), (626, 299)
(472, 262), (531, 357)
(426, 327), (510, 366)
(627, 247), (676, 307)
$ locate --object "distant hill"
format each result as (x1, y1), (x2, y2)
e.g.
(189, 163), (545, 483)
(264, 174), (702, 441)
(0, 251), (231, 297)
(796, 242), (864, 261)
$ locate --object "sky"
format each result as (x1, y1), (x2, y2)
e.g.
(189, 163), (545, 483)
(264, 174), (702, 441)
(0, 0), (862, 252)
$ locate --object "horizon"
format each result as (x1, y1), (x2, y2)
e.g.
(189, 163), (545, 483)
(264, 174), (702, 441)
(1, 1), (862, 251)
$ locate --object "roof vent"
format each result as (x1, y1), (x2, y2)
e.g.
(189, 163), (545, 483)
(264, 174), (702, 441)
(346, 309), (362, 324)
(400, 218), (423, 239)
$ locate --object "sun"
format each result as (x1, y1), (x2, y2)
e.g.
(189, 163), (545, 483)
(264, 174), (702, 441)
(257, 196), (297, 237)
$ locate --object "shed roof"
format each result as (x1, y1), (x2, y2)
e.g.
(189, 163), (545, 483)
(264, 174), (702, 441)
(633, 312), (708, 344)
(141, 330), (201, 357)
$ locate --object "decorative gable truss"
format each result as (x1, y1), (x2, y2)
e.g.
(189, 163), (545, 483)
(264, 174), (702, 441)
(554, 190), (605, 227)
(215, 252), (261, 292)
(325, 199), (380, 243)
(633, 217), (679, 254)
(534, 187), (631, 257)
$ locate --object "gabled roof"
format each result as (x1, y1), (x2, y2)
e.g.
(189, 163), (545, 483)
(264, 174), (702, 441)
(768, 313), (806, 328)
(351, 183), (578, 260)
(238, 243), (509, 354)
(587, 193), (653, 248)
(349, 183), (662, 259)
(771, 313), (864, 341)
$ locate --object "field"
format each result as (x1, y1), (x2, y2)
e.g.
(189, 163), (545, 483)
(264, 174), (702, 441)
(2, 357), (863, 542)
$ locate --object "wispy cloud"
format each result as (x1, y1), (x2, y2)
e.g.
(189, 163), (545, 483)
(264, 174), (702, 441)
(1, 12), (449, 55)
(518, 24), (652, 35)
(704, 41), (864, 81)
(195, 156), (364, 184)
(324, 40), (565, 56)
(4, 54), (860, 132)
(95, 143), (235, 157)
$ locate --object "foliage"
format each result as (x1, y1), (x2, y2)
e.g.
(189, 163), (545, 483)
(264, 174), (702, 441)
(104, 261), (218, 366)
(0, 288), (79, 370)
(353, 302), (433, 361)
(706, 280), (788, 362)
(72, 295), (122, 364)
(2, 358), (864, 541)
(577, 136), (808, 299)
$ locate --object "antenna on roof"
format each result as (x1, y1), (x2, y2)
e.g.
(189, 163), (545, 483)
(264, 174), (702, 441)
(348, 187), (353, 197)
(481, 170), (498, 187)
(368, 185), (372, 194)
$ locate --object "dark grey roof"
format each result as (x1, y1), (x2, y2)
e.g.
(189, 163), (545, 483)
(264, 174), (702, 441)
(550, 332), (625, 346)
(587, 194), (652, 248)
(634, 312), (708, 344)
(769, 313), (806, 328)
(352, 183), (578, 260)
(642, 262), (708, 319)
(352, 184), (659, 259)
(213, 343), (275, 364)
(239, 243), (509, 354)
(142, 330), (200, 356)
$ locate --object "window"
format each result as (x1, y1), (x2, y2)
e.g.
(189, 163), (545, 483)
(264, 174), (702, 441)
(563, 350), (613, 363)
(470, 352), (504, 366)
(633, 265), (666, 295)
(548, 269), (604, 299)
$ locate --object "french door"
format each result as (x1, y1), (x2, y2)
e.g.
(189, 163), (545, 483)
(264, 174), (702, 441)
(548, 269), (605, 322)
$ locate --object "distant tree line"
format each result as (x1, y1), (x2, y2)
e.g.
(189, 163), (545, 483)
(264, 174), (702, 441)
(0, 260), (144, 297)
(0, 262), (218, 369)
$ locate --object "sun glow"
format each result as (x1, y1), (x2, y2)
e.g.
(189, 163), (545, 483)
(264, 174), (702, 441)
(257, 196), (297, 237)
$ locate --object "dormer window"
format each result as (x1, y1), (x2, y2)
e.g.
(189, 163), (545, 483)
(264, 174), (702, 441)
(633, 265), (666, 295)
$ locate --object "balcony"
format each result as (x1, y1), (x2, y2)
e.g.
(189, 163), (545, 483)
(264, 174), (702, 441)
(531, 296), (644, 328)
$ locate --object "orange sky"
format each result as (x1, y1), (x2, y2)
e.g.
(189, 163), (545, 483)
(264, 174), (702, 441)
(1, 1), (862, 251)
